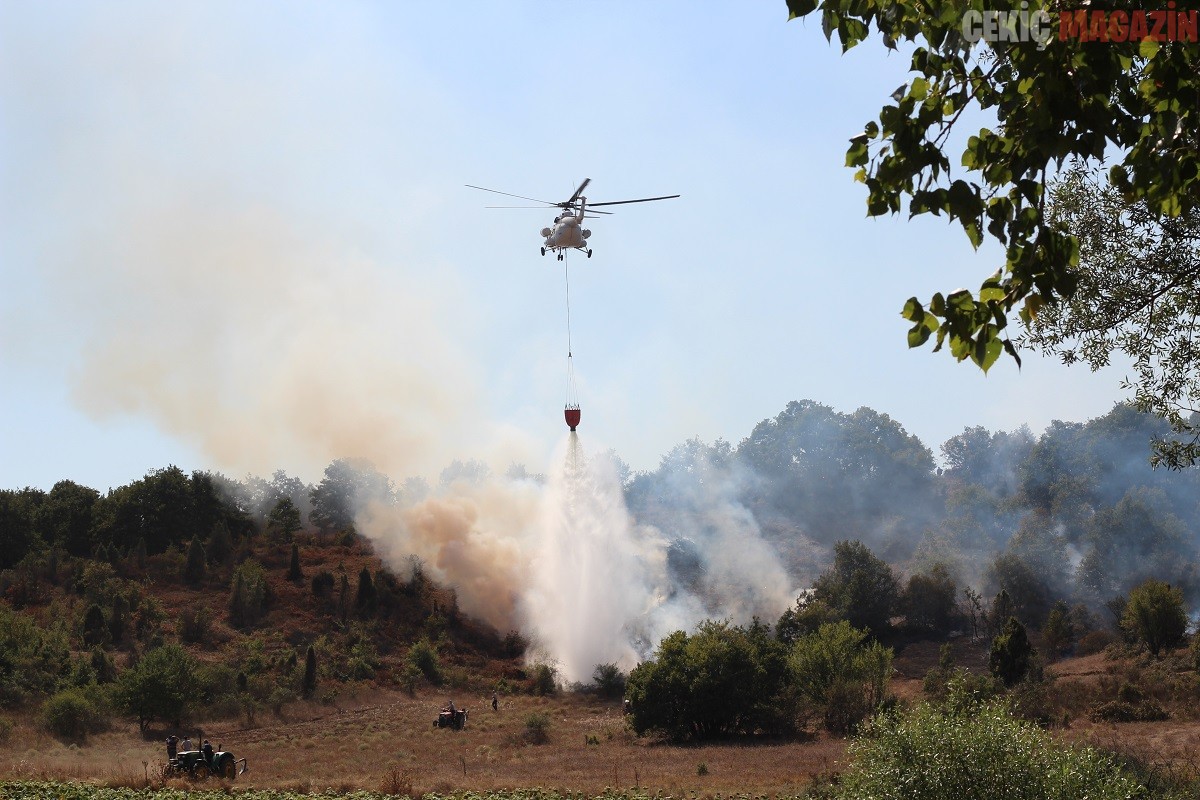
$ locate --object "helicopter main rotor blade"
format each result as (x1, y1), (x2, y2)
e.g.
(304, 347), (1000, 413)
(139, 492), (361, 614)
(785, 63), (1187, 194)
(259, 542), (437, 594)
(564, 178), (592, 207)
(465, 184), (557, 205)
(587, 194), (681, 207)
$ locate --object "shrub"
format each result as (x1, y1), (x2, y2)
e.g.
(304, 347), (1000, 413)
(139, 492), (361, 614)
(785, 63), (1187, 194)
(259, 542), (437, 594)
(626, 620), (790, 740)
(228, 559), (270, 628)
(812, 540), (900, 635)
(523, 712), (550, 744)
(990, 616), (1035, 687)
(406, 637), (442, 685)
(592, 663), (627, 698)
(0, 714), (12, 742)
(1122, 579), (1188, 656)
(789, 620), (893, 734)
(42, 686), (107, 741)
(311, 570), (335, 599)
(178, 606), (211, 644)
(530, 662), (557, 696)
(1078, 629), (1116, 656)
(183, 535), (206, 585)
(834, 699), (1143, 800)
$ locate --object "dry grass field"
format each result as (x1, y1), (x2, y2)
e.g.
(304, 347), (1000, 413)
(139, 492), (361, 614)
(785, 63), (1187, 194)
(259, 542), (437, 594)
(5, 635), (1200, 796)
(0, 689), (846, 795)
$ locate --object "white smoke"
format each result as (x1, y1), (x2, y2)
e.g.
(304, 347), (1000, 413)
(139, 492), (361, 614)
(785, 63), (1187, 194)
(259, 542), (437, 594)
(357, 432), (797, 684)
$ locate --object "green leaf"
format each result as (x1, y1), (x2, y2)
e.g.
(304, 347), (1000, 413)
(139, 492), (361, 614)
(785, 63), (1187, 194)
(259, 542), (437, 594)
(963, 220), (983, 249)
(946, 290), (976, 313)
(901, 297), (924, 322)
(910, 77), (928, 101)
(1140, 38), (1160, 60)
(786, 0), (818, 19)
(908, 323), (932, 348)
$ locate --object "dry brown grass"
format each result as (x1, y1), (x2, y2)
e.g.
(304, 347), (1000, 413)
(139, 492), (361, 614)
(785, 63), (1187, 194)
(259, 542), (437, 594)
(0, 690), (846, 795)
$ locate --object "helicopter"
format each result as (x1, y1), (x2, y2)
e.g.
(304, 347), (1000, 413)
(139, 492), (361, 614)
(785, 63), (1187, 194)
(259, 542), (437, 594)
(466, 178), (679, 260)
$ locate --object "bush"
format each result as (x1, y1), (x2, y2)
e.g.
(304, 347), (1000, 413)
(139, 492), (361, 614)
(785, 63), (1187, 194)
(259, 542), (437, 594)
(626, 620), (789, 740)
(530, 662), (557, 697)
(1090, 699), (1169, 723)
(406, 638), (442, 685)
(990, 616), (1035, 687)
(311, 570), (335, 599)
(834, 699), (1144, 800)
(592, 663), (627, 698)
(788, 620), (893, 734)
(1122, 579), (1188, 656)
(0, 714), (12, 742)
(42, 687), (107, 741)
(228, 559), (270, 628)
(523, 712), (550, 744)
(178, 606), (211, 644)
(1078, 629), (1116, 656)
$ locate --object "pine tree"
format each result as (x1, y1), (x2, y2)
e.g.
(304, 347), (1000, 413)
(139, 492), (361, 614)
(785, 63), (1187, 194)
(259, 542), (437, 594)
(356, 567), (377, 617)
(184, 535), (207, 585)
(82, 603), (108, 647)
(207, 522), (233, 566)
(287, 543), (304, 583)
(989, 616), (1035, 687)
(134, 538), (148, 571)
(338, 574), (350, 624)
(302, 645), (317, 698)
(229, 571), (246, 628)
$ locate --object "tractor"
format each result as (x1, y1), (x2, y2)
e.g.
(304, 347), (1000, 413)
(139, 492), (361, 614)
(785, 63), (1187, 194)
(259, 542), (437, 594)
(434, 708), (468, 730)
(167, 747), (247, 780)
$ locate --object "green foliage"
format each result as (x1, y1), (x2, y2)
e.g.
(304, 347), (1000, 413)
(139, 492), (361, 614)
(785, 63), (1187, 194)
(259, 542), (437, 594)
(775, 595), (839, 645)
(901, 562), (957, 635)
(228, 559), (270, 628)
(530, 662), (557, 697)
(310, 569), (334, 599)
(406, 637), (442, 685)
(178, 605), (212, 644)
(1043, 600), (1075, 659)
(0, 605), (72, 706)
(990, 616), (1035, 687)
(813, 540), (900, 635)
(591, 663), (626, 699)
(523, 711), (550, 744)
(1122, 579), (1188, 657)
(785, 0), (1200, 385)
(41, 686), (107, 741)
(81, 604), (108, 648)
(355, 567), (377, 617)
(832, 698), (1144, 800)
(206, 522), (233, 566)
(267, 497), (302, 542)
(302, 645), (317, 698)
(115, 643), (196, 730)
(1029, 167), (1200, 467)
(0, 488), (46, 570)
(183, 535), (206, 585)
(308, 458), (393, 535)
(625, 619), (789, 741)
(788, 621), (892, 734)
(287, 543), (303, 583)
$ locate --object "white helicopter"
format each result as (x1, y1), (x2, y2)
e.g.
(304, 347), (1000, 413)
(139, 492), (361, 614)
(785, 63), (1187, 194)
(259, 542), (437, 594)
(466, 178), (679, 260)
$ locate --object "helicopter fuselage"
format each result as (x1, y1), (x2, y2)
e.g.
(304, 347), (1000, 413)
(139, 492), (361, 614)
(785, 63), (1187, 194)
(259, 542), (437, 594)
(541, 214), (591, 256)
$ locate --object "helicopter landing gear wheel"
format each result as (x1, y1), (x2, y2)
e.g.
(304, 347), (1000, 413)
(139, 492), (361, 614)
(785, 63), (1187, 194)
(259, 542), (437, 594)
(540, 247), (545, 256)
(587, 249), (592, 258)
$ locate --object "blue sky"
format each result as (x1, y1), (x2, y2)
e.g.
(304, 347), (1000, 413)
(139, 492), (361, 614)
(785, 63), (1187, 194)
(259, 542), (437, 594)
(0, 2), (1129, 492)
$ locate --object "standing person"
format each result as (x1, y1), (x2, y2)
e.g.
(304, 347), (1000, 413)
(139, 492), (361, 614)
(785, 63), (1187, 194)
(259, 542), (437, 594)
(201, 740), (214, 768)
(181, 736), (193, 751)
(166, 735), (178, 761)
(491, 693), (498, 712)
